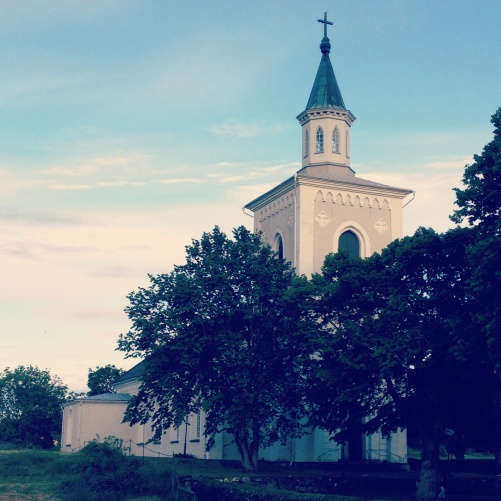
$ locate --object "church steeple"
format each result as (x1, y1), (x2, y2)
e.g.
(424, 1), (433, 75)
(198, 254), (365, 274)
(305, 14), (346, 111)
(297, 13), (355, 169)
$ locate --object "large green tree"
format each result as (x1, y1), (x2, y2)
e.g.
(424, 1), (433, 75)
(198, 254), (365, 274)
(308, 227), (483, 501)
(451, 107), (501, 236)
(87, 365), (125, 396)
(118, 226), (314, 471)
(451, 107), (501, 467)
(0, 365), (68, 448)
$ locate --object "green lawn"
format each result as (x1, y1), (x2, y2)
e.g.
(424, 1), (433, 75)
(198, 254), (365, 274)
(0, 449), (495, 501)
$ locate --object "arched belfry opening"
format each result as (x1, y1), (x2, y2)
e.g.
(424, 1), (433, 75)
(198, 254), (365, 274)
(273, 233), (284, 260)
(338, 230), (360, 259)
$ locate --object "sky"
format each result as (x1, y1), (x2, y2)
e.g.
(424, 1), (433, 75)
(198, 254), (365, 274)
(0, 0), (500, 393)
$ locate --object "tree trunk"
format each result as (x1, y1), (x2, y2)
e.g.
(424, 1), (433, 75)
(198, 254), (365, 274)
(495, 449), (501, 474)
(234, 428), (259, 472)
(416, 436), (440, 501)
(348, 402), (364, 461)
(452, 432), (466, 460)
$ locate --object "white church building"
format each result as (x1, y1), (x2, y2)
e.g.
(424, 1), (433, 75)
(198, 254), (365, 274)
(61, 15), (412, 464)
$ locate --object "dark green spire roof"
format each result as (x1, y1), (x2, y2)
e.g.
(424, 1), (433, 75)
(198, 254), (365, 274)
(305, 36), (346, 111)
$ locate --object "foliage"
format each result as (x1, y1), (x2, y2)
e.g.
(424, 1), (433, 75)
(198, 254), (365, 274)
(451, 107), (501, 236)
(118, 226), (315, 471)
(450, 108), (501, 464)
(59, 437), (142, 501)
(0, 448), (176, 501)
(87, 364), (125, 396)
(308, 227), (486, 501)
(0, 365), (68, 449)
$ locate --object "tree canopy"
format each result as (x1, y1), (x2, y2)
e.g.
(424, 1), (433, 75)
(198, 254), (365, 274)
(451, 107), (501, 236)
(450, 107), (501, 467)
(307, 227), (486, 501)
(118, 226), (314, 471)
(0, 365), (68, 448)
(87, 365), (125, 396)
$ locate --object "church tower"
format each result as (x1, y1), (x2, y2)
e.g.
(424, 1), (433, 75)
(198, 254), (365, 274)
(297, 13), (355, 170)
(244, 14), (413, 277)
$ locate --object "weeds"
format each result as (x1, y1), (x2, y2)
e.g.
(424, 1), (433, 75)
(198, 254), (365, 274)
(0, 443), (175, 501)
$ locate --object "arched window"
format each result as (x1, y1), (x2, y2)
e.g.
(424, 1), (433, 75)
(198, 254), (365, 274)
(338, 230), (360, 259)
(316, 127), (324, 153)
(277, 235), (284, 260)
(305, 130), (309, 157)
(332, 127), (340, 153)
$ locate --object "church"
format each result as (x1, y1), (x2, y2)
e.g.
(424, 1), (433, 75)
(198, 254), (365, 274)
(61, 14), (412, 464)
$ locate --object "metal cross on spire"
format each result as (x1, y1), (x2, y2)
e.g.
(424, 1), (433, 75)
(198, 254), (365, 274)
(317, 12), (333, 38)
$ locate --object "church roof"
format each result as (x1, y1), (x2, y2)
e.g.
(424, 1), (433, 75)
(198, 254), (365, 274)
(244, 165), (412, 212)
(304, 36), (346, 111)
(113, 361), (145, 385)
(297, 166), (413, 194)
(63, 393), (133, 406)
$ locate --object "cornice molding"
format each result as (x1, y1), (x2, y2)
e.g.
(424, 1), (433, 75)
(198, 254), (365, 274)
(244, 177), (296, 212)
(296, 107), (356, 126)
(297, 174), (413, 199)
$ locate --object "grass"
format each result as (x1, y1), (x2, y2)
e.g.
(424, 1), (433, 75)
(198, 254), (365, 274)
(0, 450), (62, 500)
(0, 449), (174, 501)
(0, 450), (416, 501)
(0, 449), (497, 501)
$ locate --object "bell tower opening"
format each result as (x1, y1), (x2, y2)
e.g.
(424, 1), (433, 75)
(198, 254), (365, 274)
(272, 233), (284, 260)
(338, 230), (360, 259)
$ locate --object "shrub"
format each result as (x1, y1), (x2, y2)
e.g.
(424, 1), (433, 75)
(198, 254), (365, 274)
(59, 437), (141, 501)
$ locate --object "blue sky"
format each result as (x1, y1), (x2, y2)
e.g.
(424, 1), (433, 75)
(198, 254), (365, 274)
(1, 0), (500, 392)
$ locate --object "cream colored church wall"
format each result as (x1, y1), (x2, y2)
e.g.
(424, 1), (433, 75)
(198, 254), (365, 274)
(164, 412), (208, 459)
(61, 401), (138, 453)
(255, 190), (296, 265)
(296, 184), (404, 276)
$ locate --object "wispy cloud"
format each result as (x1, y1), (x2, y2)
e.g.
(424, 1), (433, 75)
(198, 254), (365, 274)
(0, 208), (82, 225)
(0, 239), (100, 261)
(213, 162), (299, 184)
(219, 175), (250, 184)
(160, 178), (204, 185)
(261, 162), (300, 173)
(207, 121), (287, 138)
(424, 156), (473, 170)
(88, 267), (141, 279)
(50, 181), (146, 191)
(215, 162), (236, 168)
